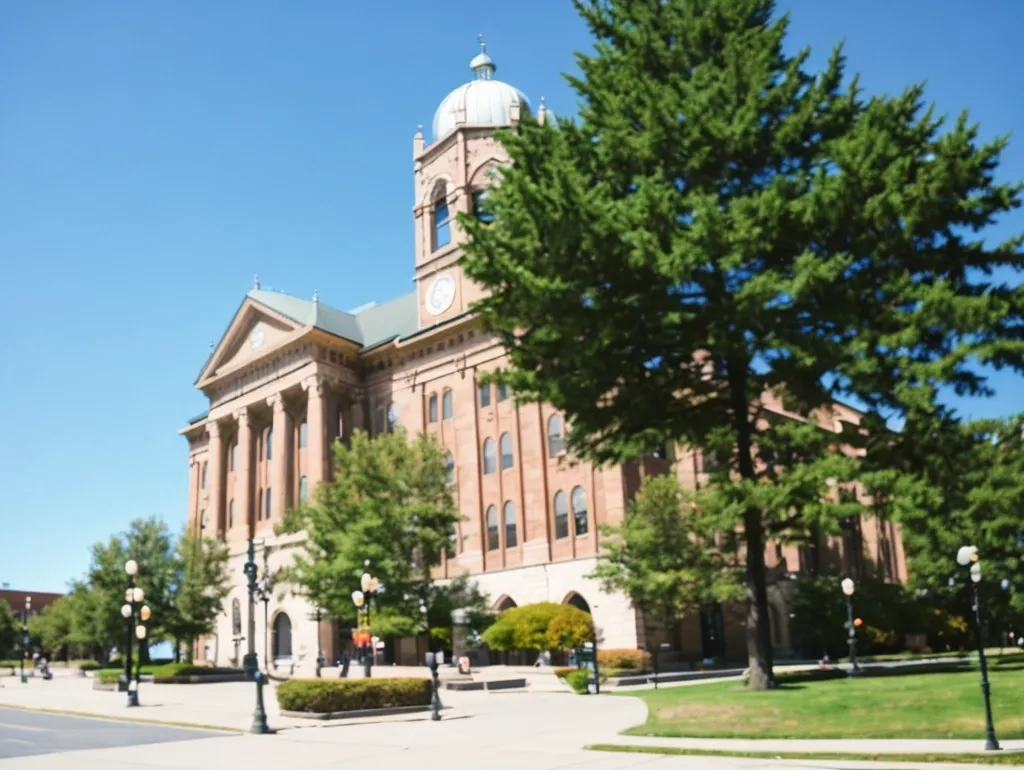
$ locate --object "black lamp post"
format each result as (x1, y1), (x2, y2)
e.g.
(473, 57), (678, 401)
(957, 545), (1000, 751)
(20, 596), (31, 684)
(310, 606), (326, 678)
(243, 537), (270, 735)
(120, 560), (151, 707)
(351, 563), (381, 678)
(255, 576), (272, 673)
(420, 601), (442, 721)
(840, 577), (860, 674)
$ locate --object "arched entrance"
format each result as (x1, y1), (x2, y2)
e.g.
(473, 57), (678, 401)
(493, 595), (517, 613)
(271, 612), (293, 662)
(564, 591), (591, 614)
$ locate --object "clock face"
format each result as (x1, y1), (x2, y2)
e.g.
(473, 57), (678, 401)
(249, 323), (265, 350)
(426, 273), (456, 317)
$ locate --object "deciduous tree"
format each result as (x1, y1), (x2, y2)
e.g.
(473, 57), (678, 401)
(164, 530), (231, 662)
(459, 0), (1023, 688)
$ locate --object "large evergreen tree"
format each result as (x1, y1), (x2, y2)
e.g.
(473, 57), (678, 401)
(460, 0), (1022, 688)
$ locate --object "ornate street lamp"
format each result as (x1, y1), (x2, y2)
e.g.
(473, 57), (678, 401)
(352, 563), (381, 678)
(243, 537), (270, 735)
(120, 560), (151, 707)
(20, 596), (31, 684)
(840, 578), (860, 674)
(957, 545), (1000, 751)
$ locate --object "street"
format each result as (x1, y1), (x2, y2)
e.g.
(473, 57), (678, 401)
(0, 707), (220, 761)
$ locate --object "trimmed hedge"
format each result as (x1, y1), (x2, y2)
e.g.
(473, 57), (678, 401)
(151, 663), (240, 679)
(597, 648), (652, 672)
(565, 670), (591, 694)
(277, 678), (431, 714)
(78, 661), (102, 672)
(553, 667), (575, 679)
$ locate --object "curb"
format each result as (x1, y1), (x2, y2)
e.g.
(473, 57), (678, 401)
(281, 704), (432, 720)
(0, 702), (244, 734)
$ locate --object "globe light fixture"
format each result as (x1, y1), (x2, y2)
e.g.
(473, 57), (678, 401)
(957, 545), (978, 567)
(135, 625), (147, 640)
(140, 605), (152, 622)
(841, 578), (855, 597)
(125, 560), (139, 577)
(970, 562), (982, 584)
(360, 573), (372, 592)
(351, 590), (365, 607)
(120, 604), (132, 619)
(132, 587), (145, 603)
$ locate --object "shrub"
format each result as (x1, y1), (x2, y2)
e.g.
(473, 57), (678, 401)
(481, 602), (594, 652)
(97, 670), (122, 685)
(546, 606), (594, 650)
(597, 648), (651, 672)
(78, 661), (102, 672)
(151, 663), (241, 681)
(565, 670), (591, 694)
(553, 667), (576, 679)
(276, 678), (431, 713)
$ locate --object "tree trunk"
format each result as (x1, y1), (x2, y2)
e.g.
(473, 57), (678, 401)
(729, 363), (775, 690)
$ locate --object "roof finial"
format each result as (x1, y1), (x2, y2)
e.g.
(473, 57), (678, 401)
(312, 289), (319, 304)
(470, 34), (496, 79)
(253, 273), (260, 290)
(478, 33), (486, 53)
(538, 96), (547, 125)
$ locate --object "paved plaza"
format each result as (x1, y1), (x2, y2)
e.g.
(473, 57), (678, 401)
(0, 675), (1020, 769)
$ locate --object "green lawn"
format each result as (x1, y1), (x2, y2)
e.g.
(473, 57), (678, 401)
(623, 660), (1024, 740)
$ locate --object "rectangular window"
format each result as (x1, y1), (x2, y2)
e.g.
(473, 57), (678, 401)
(497, 383), (511, 402)
(479, 382), (491, 407)
(442, 391), (453, 419)
(298, 421), (308, 448)
(428, 395), (438, 423)
(265, 488), (272, 519)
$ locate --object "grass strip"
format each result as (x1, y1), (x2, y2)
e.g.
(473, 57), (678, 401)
(586, 744), (1024, 765)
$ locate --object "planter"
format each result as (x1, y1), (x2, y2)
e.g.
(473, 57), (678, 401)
(444, 677), (527, 691)
(281, 704), (432, 720)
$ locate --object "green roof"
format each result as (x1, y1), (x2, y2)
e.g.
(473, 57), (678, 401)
(248, 289), (418, 349)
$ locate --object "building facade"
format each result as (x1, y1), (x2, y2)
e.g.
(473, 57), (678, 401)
(180, 42), (908, 674)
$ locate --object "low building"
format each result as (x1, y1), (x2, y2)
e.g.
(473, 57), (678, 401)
(179, 41), (907, 675)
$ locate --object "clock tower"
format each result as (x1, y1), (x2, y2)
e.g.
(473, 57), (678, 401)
(411, 39), (533, 329)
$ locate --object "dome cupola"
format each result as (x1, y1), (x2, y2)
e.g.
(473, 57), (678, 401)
(432, 36), (530, 140)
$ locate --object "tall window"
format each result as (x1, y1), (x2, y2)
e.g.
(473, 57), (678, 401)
(486, 505), (499, 551)
(229, 442), (237, 471)
(228, 499), (235, 528)
(374, 408), (385, 435)
(387, 403), (398, 433)
(472, 189), (495, 223)
(500, 432), (514, 469)
(201, 462), (208, 489)
(571, 486), (589, 536)
(432, 187), (451, 250)
(428, 394), (438, 423)
(497, 382), (511, 402)
(298, 419), (308, 448)
(266, 429), (273, 460)
(265, 488), (272, 519)
(504, 501), (517, 548)
(547, 415), (565, 457)
(444, 452), (455, 485)
(298, 476), (309, 504)
(442, 389), (453, 419)
(199, 509), (207, 530)
(479, 382), (491, 407)
(482, 438), (497, 474)
(553, 491), (569, 539)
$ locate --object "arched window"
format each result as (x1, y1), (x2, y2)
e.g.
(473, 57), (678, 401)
(547, 415), (565, 457)
(428, 394), (438, 423)
(486, 505), (499, 551)
(266, 429), (273, 460)
(472, 189), (495, 223)
(444, 452), (455, 485)
(479, 382), (491, 407)
(229, 442), (237, 471)
(298, 419), (308, 448)
(298, 476), (309, 504)
(497, 382), (511, 402)
(201, 462), (208, 489)
(432, 187), (451, 250)
(272, 612), (293, 659)
(482, 438), (497, 474)
(199, 509), (207, 530)
(228, 499), (235, 528)
(442, 389), (453, 419)
(500, 432), (514, 469)
(554, 490), (569, 539)
(504, 501), (517, 548)
(571, 486), (589, 537)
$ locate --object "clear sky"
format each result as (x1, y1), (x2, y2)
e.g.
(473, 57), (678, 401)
(2, 0), (1021, 593)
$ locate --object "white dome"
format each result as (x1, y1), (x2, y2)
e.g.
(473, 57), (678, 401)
(432, 42), (531, 140)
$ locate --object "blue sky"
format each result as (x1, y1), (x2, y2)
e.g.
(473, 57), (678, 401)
(1, 0), (1021, 593)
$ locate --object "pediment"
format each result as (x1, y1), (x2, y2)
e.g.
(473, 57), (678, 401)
(195, 299), (304, 387)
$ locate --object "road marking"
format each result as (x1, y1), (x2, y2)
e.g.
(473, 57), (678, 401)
(0, 722), (51, 733)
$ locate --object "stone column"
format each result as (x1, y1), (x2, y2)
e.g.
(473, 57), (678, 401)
(234, 407), (254, 534)
(267, 393), (290, 520)
(304, 375), (327, 487)
(206, 421), (225, 537)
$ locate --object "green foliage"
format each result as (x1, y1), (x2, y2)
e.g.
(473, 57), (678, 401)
(590, 475), (743, 639)
(276, 677), (431, 713)
(423, 574), (493, 648)
(150, 663), (241, 681)
(481, 602), (595, 652)
(277, 429), (459, 632)
(27, 597), (74, 657)
(565, 669), (591, 694)
(458, 0), (1023, 688)
(77, 661), (102, 672)
(598, 648), (652, 672)
(0, 601), (17, 659)
(162, 530), (231, 656)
